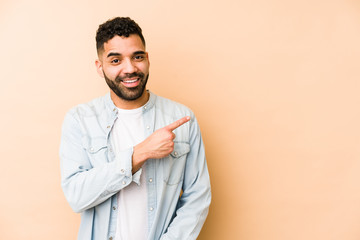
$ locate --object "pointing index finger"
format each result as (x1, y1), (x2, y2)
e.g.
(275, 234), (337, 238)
(165, 116), (190, 131)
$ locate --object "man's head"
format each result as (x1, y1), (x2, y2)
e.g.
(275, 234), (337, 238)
(95, 17), (149, 106)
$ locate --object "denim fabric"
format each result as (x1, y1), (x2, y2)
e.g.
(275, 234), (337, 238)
(60, 91), (211, 240)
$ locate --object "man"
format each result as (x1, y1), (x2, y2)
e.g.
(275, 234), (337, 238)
(60, 17), (211, 240)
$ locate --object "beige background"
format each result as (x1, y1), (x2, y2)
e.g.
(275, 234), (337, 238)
(1, 0), (360, 239)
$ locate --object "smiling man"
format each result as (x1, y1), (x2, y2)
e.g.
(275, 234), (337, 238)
(60, 17), (211, 240)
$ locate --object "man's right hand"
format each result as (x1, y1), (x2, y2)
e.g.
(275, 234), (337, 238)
(132, 116), (190, 173)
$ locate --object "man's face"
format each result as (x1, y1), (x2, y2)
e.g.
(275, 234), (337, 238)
(96, 34), (150, 101)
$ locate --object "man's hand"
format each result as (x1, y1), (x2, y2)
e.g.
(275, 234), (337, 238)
(132, 116), (190, 173)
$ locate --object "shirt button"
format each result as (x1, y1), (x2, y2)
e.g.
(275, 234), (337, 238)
(90, 147), (94, 152)
(174, 151), (178, 156)
(146, 126), (150, 129)
(107, 125), (110, 128)
(122, 181), (126, 185)
(120, 169), (125, 173)
(149, 207), (154, 211)
(109, 237), (113, 240)
(149, 178), (153, 183)
(113, 206), (116, 210)
(144, 106), (147, 110)
(113, 108), (116, 111)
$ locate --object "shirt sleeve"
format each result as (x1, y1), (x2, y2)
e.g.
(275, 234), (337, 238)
(60, 111), (136, 213)
(160, 116), (212, 240)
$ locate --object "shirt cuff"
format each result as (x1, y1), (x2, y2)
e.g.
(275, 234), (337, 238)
(114, 147), (133, 179)
(132, 168), (142, 185)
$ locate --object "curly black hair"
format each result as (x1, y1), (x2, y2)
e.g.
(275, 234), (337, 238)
(96, 17), (145, 53)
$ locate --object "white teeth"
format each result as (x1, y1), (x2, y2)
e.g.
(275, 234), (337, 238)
(123, 79), (138, 83)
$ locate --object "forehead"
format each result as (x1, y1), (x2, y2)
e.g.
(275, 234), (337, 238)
(102, 34), (145, 56)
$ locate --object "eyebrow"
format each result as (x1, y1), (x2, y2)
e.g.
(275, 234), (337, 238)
(106, 51), (146, 58)
(134, 51), (146, 55)
(107, 52), (121, 58)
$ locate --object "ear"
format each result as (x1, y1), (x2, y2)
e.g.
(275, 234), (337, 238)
(95, 59), (104, 78)
(146, 52), (150, 67)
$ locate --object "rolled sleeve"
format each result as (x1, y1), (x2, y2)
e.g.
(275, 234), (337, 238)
(60, 112), (137, 213)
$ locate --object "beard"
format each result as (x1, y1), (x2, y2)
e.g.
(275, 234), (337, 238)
(104, 71), (149, 101)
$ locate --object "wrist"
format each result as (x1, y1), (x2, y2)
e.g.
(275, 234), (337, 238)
(133, 144), (148, 167)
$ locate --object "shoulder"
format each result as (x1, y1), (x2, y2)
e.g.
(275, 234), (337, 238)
(65, 94), (110, 120)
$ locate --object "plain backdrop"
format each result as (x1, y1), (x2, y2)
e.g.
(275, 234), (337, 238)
(1, 0), (360, 239)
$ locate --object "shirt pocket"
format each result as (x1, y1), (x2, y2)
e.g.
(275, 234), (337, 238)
(162, 142), (190, 185)
(82, 136), (108, 167)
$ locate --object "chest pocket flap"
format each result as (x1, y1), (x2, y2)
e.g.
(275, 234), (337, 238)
(163, 142), (190, 185)
(170, 142), (190, 158)
(82, 136), (108, 166)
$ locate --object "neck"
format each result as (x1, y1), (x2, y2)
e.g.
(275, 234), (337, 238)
(110, 90), (149, 110)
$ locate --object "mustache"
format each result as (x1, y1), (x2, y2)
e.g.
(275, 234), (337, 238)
(115, 72), (145, 83)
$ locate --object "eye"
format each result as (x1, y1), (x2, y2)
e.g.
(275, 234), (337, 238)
(133, 55), (145, 61)
(111, 59), (120, 64)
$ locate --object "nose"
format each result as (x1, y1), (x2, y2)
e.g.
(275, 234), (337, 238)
(122, 58), (136, 74)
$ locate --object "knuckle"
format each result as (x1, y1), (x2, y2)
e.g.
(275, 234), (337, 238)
(167, 132), (173, 140)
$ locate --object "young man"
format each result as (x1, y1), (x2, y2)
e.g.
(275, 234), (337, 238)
(60, 17), (211, 240)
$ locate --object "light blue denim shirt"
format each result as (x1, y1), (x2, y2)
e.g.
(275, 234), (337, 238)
(60, 91), (211, 240)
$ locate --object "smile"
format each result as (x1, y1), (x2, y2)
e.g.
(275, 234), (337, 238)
(122, 78), (139, 83)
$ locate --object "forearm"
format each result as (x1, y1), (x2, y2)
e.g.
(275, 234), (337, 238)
(61, 148), (134, 213)
(132, 143), (148, 174)
(60, 112), (136, 213)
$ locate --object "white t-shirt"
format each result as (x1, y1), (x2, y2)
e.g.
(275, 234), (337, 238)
(111, 107), (148, 240)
